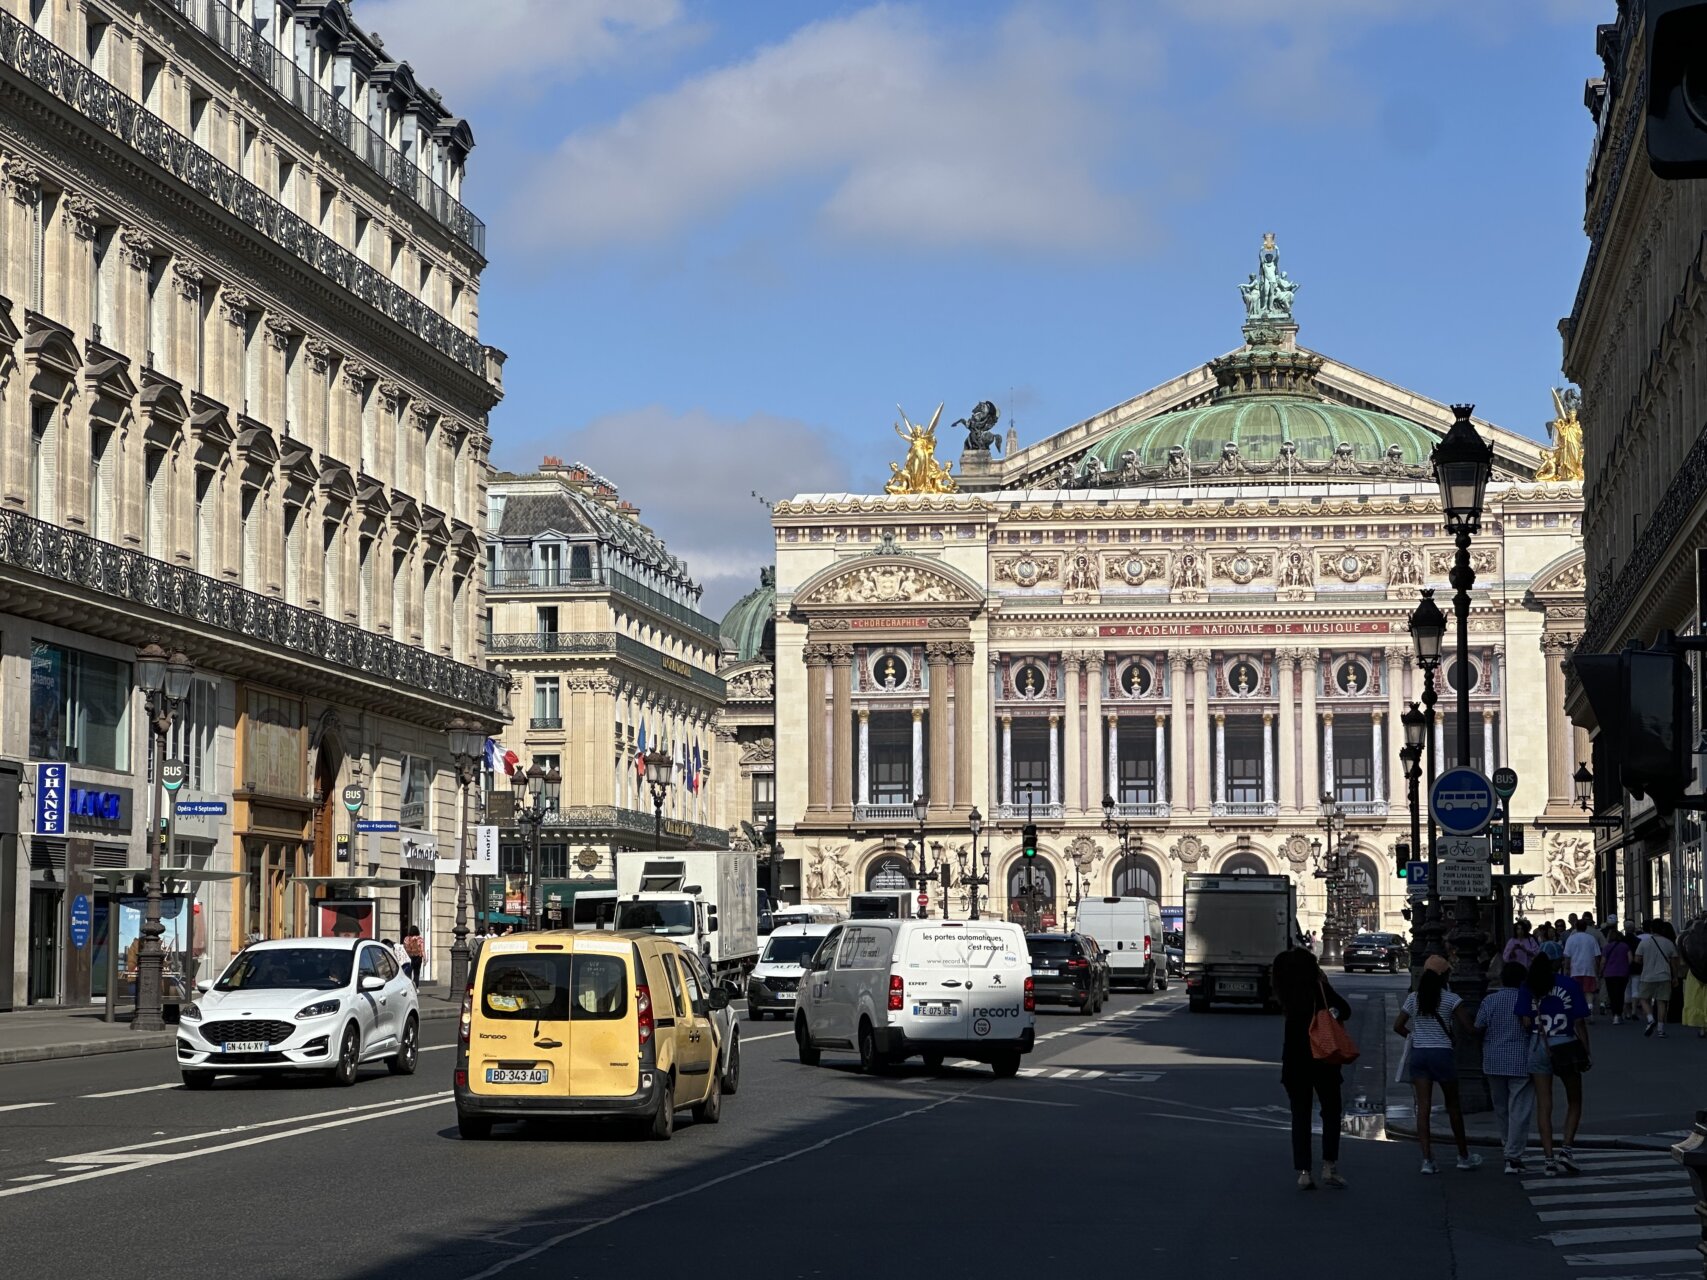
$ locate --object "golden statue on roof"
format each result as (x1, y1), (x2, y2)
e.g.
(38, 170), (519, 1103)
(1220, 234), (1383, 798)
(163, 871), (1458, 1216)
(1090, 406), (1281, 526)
(885, 403), (957, 495)
(1535, 387), (1584, 483)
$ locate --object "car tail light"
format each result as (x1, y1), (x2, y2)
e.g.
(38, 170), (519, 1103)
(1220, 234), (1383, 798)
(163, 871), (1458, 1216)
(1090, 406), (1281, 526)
(459, 986), (473, 1044)
(888, 974), (904, 1011)
(1143, 934), (1152, 962)
(1067, 958), (1089, 970)
(1023, 976), (1035, 1012)
(637, 984), (654, 1045)
(454, 1069), (467, 1089)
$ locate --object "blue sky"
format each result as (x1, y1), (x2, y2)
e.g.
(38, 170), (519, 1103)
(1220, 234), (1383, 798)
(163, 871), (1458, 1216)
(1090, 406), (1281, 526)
(366, 0), (1606, 613)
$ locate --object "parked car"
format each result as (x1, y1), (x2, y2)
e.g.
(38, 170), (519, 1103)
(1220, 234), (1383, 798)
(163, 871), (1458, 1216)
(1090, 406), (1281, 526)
(1343, 932), (1407, 973)
(794, 919), (1035, 1076)
(746, 922), (837, 1021)
(1025, 932), (1108, 1014)
(455, 930), (729, 1141)
(676, 945), (741, 1096)
(176, 938), (419, 1089)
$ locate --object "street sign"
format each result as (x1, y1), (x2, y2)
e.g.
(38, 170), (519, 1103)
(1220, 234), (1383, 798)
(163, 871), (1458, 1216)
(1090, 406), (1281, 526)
(68, 894), (91, 949)
(35, 763), (67, 836)
(1405, 862), (1430, 898)
(355, 819), (398, 833)
(1430, 767), (1497, 836)
(917, 893), (929, 909)
(161, 759), (187, 792)
(335, 833), (350, 863)
(341, 784), (365, 814)
(1491, 766), (1518, 799)
(1437, 835), (1493, 897)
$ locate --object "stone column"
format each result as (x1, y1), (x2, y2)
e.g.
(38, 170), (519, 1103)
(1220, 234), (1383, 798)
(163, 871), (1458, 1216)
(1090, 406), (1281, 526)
(1277, 652), (1297, 813)
(1190, 652), (1211, 812)
(1084, 652), (1103, 812)
(926, 642), (952, 811)
(1434, 716), (1445, 783)
(1372, 710), (1385, 806)
(857, 710), (871, 808)
(830, 645), (854, 811)
(1170, 654), (1189, 810)
(1262, 711), (1275, 807)
(1061, 654), (1082, 815)
(1001, 715), (1013, 810)
(1543, 633), (1574, 811)
(1154, 714), (1168, 809)
(1385, 648), (1405, 809)
(1322, 711), (1335, 802)
(1213, 713), (1227, 807)
(1482, 709), (1496, 772)
(1300, 655), (1320, 807)
(911, 708), (924, 802)
(1047, 714), (1061, 808)
(805, 647), (829, 811)
(952, 642), (974, 810)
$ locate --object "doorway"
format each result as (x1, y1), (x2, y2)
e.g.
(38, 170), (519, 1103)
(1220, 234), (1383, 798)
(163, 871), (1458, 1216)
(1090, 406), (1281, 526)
(28, 886), (61, 1004)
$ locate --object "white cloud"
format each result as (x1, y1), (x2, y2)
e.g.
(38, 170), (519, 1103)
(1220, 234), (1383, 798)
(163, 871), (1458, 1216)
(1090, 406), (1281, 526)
(511, 4), (1157, 254)
(352, 0), (687, 103)
(497, 407), (854, 614)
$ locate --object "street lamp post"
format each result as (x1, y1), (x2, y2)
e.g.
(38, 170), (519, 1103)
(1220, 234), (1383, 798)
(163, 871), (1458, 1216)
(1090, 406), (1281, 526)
(445, 718), (483, 996)
(644, 748), (675, 856)
(906, 795), (932, 918)
(1100, 793), (1134, 872)
(133, 644), (194, 1032)
(957, 806), (991, 920)
(1315, 795), (1348, 964)
(1409, 589), (1450, 967)
(1401, 703), (1428, 968)
(510, 760), (559, 931)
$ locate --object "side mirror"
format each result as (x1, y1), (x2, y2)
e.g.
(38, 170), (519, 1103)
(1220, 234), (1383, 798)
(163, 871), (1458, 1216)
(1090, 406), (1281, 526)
(359, 974), (384, 993)
(706, 905), (720, 934)
(709, 987), (730, 1011)
(196, 978), (213, 993)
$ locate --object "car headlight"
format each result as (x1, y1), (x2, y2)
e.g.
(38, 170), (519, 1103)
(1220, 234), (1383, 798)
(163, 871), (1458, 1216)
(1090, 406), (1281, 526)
(296, 999), (342, 1020)
(181, 1001), (202, 1021)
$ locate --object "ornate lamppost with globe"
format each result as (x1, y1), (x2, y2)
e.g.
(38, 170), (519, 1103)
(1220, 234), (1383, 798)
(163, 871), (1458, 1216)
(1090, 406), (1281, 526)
(133, 643), (195, 1032)
(444, 718), (483, 995)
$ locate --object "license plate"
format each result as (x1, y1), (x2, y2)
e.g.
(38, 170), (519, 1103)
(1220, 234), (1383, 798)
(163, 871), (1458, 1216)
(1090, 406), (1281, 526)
(913, 1002), (955, 1017)
(1033, 968), (1058, 977)
(778, 991), (796, 1001)
(222, 1040), (267, 1053)
(1222, 981), (1256, 994)
(485, 1068), (549, 1085)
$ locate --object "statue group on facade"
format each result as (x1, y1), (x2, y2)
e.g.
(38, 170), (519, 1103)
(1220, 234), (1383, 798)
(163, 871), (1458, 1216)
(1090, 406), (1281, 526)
(885, 404), (958, 495)
(1239, 232), (1300, 323)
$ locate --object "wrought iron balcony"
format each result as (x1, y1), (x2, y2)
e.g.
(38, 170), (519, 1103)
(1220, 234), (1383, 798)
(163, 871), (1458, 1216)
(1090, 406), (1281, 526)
(539, 805), (728, 848)
(0, 506), (504, 712)
(528, 716), (562, 731)
(0, 11), (485, 375)
(1109, 801), (1172, 819)
(488, 632), (726, 698)
(485, 565), (718, 639)
(170, 0), (485, 255)
(1212, 800), (1279, 818)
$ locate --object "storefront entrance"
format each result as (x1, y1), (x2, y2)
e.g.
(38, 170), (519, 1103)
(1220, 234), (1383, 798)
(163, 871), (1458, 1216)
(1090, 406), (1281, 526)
(28, 885), (60, 1004)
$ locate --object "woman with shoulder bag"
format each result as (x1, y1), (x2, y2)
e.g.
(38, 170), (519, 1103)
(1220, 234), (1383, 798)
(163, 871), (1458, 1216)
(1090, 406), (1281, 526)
(1635, 919), (1682, 1037)
(1393, 957), (1480, 1175)
(1515, 953), (1591, 1176)
(1273, 946), (1354, 1191)
(1680, 917), (1707, 1037)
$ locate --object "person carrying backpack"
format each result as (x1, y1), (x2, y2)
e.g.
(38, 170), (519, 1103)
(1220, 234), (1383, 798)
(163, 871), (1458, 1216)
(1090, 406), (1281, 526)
(403, 925), (426, 986)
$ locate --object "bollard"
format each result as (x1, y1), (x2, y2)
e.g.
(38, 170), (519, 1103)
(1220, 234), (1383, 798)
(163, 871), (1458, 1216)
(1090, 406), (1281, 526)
(1673, 1110), (1707, 1279)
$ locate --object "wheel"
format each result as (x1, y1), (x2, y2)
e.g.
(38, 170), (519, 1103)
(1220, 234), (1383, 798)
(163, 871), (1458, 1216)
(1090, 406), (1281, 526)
(457, 1113), (492, 1141)
(331, 1025), (361, 1086)
(922, 1051), (945, 1073)
(795, 1017), (820, 1066)
(1387, 958), (1399, 973)
(747, 1004), (764, 1022)
(1344, 966), (1356, 973)
(648, 1081), (675, 1141)
(722, 1030), (741, 1096)
(181, 1071), (214, 1091)
(1188, 996), (1209, 1013)
(1139, 972), (1156, 993)
(990, 1051), (1021, 1079)
(857, 1021), (890, 1074)
(1081, 995), (1097, 1017)
(692, 1072), (722, 1125)
(387, 1015), (418, 1075)
(1157, 972), (1169, 991)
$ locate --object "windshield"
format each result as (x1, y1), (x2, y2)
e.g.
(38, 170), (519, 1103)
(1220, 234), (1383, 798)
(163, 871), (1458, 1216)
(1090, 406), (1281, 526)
(216, 948), (352, 991)
(616, 900), (696, 936)
(761, 935), (823, 965)
(1352, 935), (1390, 945)
(1027, 937), (1078, 960)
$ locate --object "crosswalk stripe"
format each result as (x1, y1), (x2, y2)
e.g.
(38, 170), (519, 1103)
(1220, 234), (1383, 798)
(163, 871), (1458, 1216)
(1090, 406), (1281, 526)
(1537, 1205), (1697, 1222)
(1522, 1171), (1686, 1190)
(1531, 1187), (1695, 1206)
(1541, 1225), (1700, 1247)
(1562, 1248), (1701, 1268)
(0, 1102), (53, 1113)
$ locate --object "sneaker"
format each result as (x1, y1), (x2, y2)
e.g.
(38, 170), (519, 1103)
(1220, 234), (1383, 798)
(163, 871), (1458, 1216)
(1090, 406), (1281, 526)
(1612, 1016), (1621, 1025)
(1503, 1159), (1523, 1176)
(1420, 1158), (1439, 1175)
(1658, 1027), (1668, 1038)
(1456, 1154), (1484, 1172)
(1645, 1018), (1657, 1037)
(1544, 1159), (1560, 1177)
(1297, 1170), (1316, 1190)
(1558, 1147), (1580, 1173)
(1321, 1162), (1347, 1189)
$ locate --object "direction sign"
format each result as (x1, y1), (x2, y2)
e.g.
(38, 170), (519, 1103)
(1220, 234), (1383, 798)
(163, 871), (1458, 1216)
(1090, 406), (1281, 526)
(1430, 767), (1497, 836)
(355, 819), (398, 833)
(161, 759), (188, 792)
(341, 784), (366, 814)
(1437, 835), (1493, 897)
(1492, 766), (1518, 799)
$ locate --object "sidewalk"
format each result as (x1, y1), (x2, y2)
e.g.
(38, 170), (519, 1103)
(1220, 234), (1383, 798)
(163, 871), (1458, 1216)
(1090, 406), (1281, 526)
(0, 984), (463, 1065)
(1380, 990), (1704, 1151)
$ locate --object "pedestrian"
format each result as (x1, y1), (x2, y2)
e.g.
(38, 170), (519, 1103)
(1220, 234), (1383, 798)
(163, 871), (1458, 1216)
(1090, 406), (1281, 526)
(1394, 956), (1482, 1174)
(404, 925), (425, 986)
(1601, 926), (1632, 1025)
(1514, 952), (1592, 1176)
(1680, 916), (1707, 1038)
(1503, 919), (1540, 970)
(1563, 917), (1601, 1021)
(1539, 923), (1565, 965)
(1474, 960), (1538, 1176)
(1272, 946), (1352, 1190)
(1634, 919), (1683, 1037)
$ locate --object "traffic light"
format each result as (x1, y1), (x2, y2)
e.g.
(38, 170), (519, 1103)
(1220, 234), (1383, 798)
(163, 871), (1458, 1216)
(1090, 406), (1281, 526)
(1021, 824), (1038, 859)
(1645, 2), (1707, 177)
(1394, 839), (1410, 879)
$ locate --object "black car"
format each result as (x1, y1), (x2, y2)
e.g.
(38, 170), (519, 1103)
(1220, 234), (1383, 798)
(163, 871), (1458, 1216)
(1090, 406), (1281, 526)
(1343, 932), (1407, 973)
(1025, 932), (1109, 1014)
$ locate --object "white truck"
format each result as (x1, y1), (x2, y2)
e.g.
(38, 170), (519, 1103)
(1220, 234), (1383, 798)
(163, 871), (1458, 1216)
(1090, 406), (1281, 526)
(1182, 873), (1302, 1012)
(614, 850), (760, 982)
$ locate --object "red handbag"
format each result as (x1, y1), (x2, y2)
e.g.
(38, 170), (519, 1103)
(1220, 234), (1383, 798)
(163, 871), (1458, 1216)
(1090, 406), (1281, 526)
(1308, 981), (1360, 1066)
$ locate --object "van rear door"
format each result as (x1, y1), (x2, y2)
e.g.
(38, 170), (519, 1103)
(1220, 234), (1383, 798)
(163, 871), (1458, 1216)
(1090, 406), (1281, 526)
(564, 941), (637, 1098)
(468, 942), (574, 1097)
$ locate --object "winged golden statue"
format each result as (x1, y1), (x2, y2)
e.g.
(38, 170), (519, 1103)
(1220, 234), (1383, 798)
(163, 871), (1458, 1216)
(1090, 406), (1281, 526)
(1535, 387), (1584, 483)
(884, 403), (957, 495)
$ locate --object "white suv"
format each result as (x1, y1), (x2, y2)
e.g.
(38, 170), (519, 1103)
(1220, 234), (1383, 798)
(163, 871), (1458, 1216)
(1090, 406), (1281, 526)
(176, 938), (419, 1088)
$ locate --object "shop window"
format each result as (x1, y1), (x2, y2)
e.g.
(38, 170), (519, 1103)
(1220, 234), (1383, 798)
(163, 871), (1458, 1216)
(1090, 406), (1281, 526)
(165, 678), (219, 791)
(400, 754), (431, 828)
(29, 641), (131, 770)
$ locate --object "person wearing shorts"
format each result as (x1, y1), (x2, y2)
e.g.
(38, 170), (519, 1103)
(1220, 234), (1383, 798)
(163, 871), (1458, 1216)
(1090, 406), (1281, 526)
(1394, 960), (1481, 1174)
(1635, 923), (1682, 1037)
(1515, 953), (1591, 1177)
(1563, 919), (1601, 1018)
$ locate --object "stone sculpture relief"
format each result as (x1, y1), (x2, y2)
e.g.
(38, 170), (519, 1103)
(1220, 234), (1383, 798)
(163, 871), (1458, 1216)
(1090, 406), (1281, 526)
(1544, 832), (1594, 897)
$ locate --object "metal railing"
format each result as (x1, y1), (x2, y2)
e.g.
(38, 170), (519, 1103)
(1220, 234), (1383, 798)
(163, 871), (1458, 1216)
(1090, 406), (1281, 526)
(993, 801), (1064, 821)
(1331, 799), (1390, 818)
(169, 0), (485, 254)
(1212, 800), (1279, 818)
(528, 716), (562, 730)
(485, 565), (718, 639)
(0, 506), (505, 712)
(539, 805), (728, 848)
(488, 632), (726, 699)
(1110, 801), (1171, 818)
(0, 12), (485, 375)
(854, 802), (919, 822)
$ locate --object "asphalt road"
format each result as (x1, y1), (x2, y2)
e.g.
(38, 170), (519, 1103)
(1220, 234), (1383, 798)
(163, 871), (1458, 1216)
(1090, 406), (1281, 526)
(1, 973), (1694, 1280)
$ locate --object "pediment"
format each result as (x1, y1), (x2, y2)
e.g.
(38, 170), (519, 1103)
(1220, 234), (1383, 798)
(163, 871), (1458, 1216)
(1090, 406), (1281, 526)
(1528, 551), (1587, 599)
(794, 553), (983, 611)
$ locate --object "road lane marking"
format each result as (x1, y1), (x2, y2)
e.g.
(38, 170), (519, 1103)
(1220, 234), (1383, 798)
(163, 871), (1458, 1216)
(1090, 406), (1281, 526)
(0, 1102), (53, 1113)
(1542, 1225), (1701, 1245)
(944, 1094), (1073, 1108)
(421, 1044), (455, 1053)
(80, 1083), (179, 1098)
(744, 1030), (794, 1042)
(6, 1174), (52, 1182)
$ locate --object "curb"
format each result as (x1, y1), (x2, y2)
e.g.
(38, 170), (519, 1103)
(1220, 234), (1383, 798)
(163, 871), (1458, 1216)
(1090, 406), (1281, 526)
(1384, 1116), (1677, 1152)
(0, 1002), (461, 1066)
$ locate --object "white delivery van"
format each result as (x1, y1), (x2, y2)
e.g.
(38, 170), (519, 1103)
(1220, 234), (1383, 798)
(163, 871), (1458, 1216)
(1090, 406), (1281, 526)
(793, 919), (1035, 1077)
(1076, 897), (1169, 992)
(745, 922), (836, 1021)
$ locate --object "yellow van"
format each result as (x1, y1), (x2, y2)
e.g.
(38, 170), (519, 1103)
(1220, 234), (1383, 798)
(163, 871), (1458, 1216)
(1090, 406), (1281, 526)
(454, 930), (729, 1140)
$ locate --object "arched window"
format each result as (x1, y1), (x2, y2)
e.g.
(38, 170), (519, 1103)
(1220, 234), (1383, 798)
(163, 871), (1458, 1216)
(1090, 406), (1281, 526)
(864, 853), (913, 892)
(1350, 855), (1381, 934)
(1111, 853), (1163, 901)
(1007, 861), (1057, 930)
(1221, 852), (1268, 876)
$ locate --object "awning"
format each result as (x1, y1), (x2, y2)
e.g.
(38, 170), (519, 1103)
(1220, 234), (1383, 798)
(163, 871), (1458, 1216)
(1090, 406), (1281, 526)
(289, 876), (413, 889)
(91, 868), (248, 883)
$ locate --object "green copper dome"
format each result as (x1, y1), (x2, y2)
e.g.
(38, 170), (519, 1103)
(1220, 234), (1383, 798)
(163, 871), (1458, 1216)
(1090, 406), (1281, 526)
(719, 568), (775, 663)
